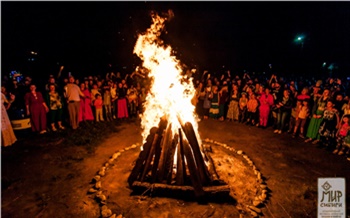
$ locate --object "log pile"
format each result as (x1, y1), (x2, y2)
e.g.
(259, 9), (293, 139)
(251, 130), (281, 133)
(128, 117), (229, 199)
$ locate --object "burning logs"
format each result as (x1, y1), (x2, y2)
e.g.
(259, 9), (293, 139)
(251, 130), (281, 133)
(128, 118), (229, 199)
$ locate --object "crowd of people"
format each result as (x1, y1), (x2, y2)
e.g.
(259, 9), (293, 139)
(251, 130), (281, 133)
(1, 71), (149, 142)
(192, 71), (350, 161)
(1, 69), (350, 162)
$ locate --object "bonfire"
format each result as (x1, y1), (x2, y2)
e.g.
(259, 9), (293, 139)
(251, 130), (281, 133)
(127, 11), (229, 199)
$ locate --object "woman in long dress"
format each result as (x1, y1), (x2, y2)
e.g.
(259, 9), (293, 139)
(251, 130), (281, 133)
(1, 92), (17, 146)
(305, 89), (331, 144)
(24, 84), (49, 134)
(117, 82), (129, 119)
(79, 83), (94, 122)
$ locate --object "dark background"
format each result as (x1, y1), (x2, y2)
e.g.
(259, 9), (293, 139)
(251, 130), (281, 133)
(2, 1), (350, 80)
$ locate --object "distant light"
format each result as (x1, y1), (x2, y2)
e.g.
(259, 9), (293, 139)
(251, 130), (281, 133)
(323, 62), (327, 67)
(297, 37), (302, 41)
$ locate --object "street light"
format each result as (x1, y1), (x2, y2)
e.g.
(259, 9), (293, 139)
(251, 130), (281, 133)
(294, 35), (305, 49)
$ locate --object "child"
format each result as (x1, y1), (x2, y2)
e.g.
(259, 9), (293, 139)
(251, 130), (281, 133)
(239, 92), (248, 123)
(293, 100), (310, 138)
(94, 94), (104, 122)
(289, 100), (301, 134)
(333, 115), (350, 156)
(246, 93), (259, 126)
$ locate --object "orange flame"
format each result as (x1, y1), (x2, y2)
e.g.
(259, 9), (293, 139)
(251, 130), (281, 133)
(134, 12), (200, 145)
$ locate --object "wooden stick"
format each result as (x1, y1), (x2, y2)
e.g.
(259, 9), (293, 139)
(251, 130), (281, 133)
(166, 133), (178, 184)
(157, 123), (173, 182)
(150, 117), (168, 182)
(140, 133), (160, 182)
(127, 128), (157, 187)
(183, 122), (211, 185)
(176, 129), (186, 185)
(132, 181), (230, 193)
(142, 117), (168, 182)
(206, 152), (219, 182)
(182, 139), (205, 198)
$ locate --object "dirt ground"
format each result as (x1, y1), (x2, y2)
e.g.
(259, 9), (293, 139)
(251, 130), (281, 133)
(1, 118), (350, 218)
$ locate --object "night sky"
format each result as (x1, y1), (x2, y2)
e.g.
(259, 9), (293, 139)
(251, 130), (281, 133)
(2, 1), (350, 79)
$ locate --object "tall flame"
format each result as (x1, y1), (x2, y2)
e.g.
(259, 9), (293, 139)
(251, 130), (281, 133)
(133, 12), (199, 145)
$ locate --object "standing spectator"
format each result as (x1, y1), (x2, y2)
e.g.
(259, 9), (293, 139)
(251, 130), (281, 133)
(1, 92), (17, 146)
(103, 89), (112, 121)
(110, 82), (118, 119)
(45, 76), (58, 91)
(202, 85), (212, 120)
(246, 93), (259, 126)
(289, 85), (298, 100)
(218, 83), (229, 121)
(195, 82), (206, 120)
(45, 84), (65, 131)
(90, 83), (101, 117)
(226, 84), (240, 122)
(259, 87), (274, 128)
(293, 100), (310, 138)
(309, 85), (322, 116)
(75, 78), (80, 86)
(94, 94), (104, 122)
(25, 84), (49, 134)
(88, 78), (94, 90)
(64, 76), (84, 130)
(305, 89), (331, 144)
(288, 100), (301, 134)
(127, 84), (138, 118)
(341, 98), (350, 116)
(84, 78), (90, 91)
(296, 87), (310, 102)
(90, 84), (101, 104)
(333, 115), (349, 155)
(334, 93), (345, 117)
(318, 100), (340, 149)
(117, 82), (129, 119)
(271, 81), (283, 128)
(238, 92), (248, 123)
(274, 89), (293, 134)
(209, 85), (220, 119)
(79, 83), (94, 122)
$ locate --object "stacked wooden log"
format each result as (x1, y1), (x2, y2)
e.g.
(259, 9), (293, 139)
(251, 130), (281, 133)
(128, 117), (229, 198)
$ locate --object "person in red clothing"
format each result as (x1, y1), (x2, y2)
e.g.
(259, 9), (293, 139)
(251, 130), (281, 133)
(296, 87), (311, 102)
(25, 84), (49, 134)
(259, 87), (274, 128)
(79, 83), (94, 122)
(94, 93), (104, 122)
